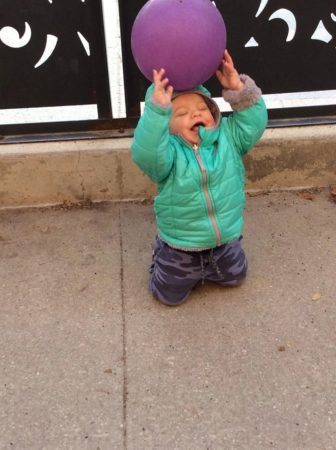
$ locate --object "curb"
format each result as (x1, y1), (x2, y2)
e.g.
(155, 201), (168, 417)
(0, 125), (335, 208)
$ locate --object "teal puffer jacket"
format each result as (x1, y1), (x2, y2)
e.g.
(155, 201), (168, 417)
(131, 79), (268, 250)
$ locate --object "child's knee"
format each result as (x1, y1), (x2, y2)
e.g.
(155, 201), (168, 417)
(237, 261), (248, 280)
(148, 237), (200, 305)
(149, 275), (191, 306)
(218, 263), (247, 287)
(232, 258), (248, 283)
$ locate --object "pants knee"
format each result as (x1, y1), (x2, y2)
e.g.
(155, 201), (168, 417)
(232, 257), (248, 283)
(149, 275), (192, 306)
(216, 256), (248, 287)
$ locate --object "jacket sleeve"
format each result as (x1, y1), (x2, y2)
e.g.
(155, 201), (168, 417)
(131, 94), (174, 184)
(222, 75), (268, 156)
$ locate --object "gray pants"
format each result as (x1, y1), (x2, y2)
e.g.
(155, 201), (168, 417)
(149, 236), (248, 306)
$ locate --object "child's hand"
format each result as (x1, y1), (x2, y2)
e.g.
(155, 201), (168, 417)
(216, 50), (243, 91)
(151, 69), (174, 107)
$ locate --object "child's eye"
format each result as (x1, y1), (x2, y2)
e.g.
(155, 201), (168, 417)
(176, 110), (187, 116)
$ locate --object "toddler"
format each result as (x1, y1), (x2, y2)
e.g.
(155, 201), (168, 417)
(132, 50), (268, 306)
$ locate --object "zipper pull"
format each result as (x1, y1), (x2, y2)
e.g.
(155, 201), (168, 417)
(193, 143), (199, 152)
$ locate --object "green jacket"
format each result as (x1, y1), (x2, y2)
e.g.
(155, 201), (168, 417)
(131, 78), (268, 250)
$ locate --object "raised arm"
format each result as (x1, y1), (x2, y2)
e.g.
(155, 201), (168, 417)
(217, 51), (268, 155)
(131, 69), (175, 183)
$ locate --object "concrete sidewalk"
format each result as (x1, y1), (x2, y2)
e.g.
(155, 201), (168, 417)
(0, 190), (335, 449)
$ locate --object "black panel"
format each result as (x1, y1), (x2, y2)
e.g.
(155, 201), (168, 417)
(119, 0), (336, 121)
(1, 0), (336, 136)
(0, 0), (111, 116)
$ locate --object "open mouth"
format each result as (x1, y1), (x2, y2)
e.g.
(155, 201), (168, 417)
(191, 121), (205, 132)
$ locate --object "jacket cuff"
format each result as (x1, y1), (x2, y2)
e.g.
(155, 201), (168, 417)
(222, 74), (262, 111)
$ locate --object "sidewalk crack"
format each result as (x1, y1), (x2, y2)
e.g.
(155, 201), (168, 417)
(118, 204), (128, 449)
(77, 151), (86, 202)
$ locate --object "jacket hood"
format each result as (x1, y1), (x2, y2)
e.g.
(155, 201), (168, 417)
(145, 84), (221, 127)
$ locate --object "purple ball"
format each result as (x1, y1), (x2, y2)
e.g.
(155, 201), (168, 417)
(131, 0), (227, 90)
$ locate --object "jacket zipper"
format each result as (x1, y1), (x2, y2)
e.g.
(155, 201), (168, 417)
(193, 144), (222, 246)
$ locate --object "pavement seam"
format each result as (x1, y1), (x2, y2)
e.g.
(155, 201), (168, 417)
(118, 204), (128, 450)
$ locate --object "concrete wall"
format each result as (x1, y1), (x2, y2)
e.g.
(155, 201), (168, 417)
(0, 125), (335, 208)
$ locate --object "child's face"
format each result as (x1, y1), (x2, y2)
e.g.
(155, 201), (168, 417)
(170, 93), (215, 145)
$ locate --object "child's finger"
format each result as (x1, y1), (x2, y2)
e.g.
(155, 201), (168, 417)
(215, 69), (222, 79)
(161, 77), (170, 87)
(224, 49), (233, 65)
(158, 68), (166, 80)
(153, 68), (165, 82)
(166, 85), (174, 97)
(153, 69), (160, 84)
(216, 70), (226, 86)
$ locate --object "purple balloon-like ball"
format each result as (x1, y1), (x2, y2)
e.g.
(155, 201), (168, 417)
(131, 0), (227, 90)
